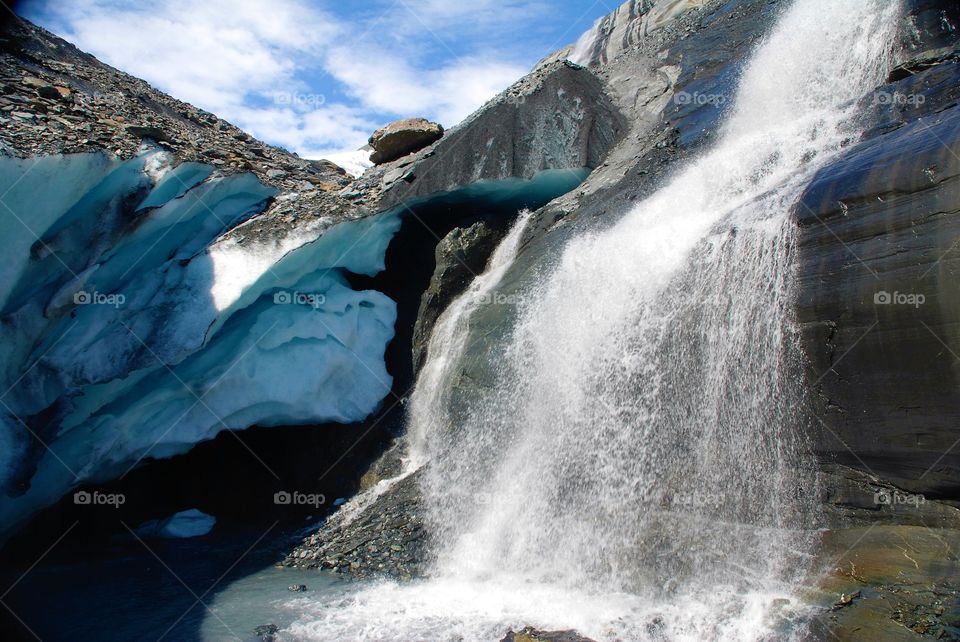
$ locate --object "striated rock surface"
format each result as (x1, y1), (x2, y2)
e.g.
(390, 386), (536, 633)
(369, 117), (444, 164)
(567, 0), (710, 67)
(796, 39), (960, 499)
(366, 59), (627, 211)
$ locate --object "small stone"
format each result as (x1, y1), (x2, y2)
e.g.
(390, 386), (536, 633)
(35, 84), (61, 100)
(287, 584), (307, 592)
(125, 124), (170, 142)
(368, 117), (443, 164)
(20, 76), (46, 89)
(833, 591), (861, 610)
(253, 623), (278, 640)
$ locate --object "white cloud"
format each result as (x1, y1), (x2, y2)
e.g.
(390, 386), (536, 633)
(48, 0), (332, 109)
(24, 0), (551, 158)
(323, 46), (525, 126)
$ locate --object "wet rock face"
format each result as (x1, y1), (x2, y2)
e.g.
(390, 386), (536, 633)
(369, 118), (444, 164)
(795, 12), (960, 499)
(412, 219), (509, 374)
(501, 627), (598, 642)
(806, 525), (960, 641)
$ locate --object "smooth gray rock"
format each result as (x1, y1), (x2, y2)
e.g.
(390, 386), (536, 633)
(796, 60), (960, 498)
(369, 60), (628, 211)
(501, 627), (598, 642)
(369, 118), (444, 164)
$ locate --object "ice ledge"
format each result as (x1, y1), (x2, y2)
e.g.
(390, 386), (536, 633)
(0, 151), (400, 539)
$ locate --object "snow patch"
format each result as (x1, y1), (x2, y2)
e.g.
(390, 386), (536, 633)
(319, 149), (373, 178)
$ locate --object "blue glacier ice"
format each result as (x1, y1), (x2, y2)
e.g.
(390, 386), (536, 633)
(0, 151), (400, 537)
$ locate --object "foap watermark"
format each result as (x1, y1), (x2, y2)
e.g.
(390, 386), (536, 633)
(74, 290), (125, 308)
(874, 488), (925, 508)
(874, 290), (925, 308)
(274, 91), (326, 109)
(274, 290), (326, 309)
(674, 91), (727, 107)
(667, 490), (726, 508)
(874, 91), (925, 107)
(473, 291), (524, 306)
(74, 490), (125, 508)
(274, 490), (326, 508)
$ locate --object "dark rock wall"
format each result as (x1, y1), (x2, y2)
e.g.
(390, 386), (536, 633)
(796, 33), (960, 498)
(411, 220), (509, 374)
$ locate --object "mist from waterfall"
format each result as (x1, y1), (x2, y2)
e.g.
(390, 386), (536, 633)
(287, 1), (902, 639)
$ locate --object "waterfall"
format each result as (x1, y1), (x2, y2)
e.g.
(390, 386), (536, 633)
(423, 0), (899, 591)
(288, 1), (901, 639)
(405, 210), (533, 471)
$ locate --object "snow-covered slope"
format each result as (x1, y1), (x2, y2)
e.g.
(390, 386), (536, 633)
(0, 151), (400, 536)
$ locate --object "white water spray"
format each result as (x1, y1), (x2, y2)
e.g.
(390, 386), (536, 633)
(405, 210), (534, 470)
(287, 1), (901, 640)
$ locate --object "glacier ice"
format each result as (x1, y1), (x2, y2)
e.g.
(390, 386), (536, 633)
(136, 161), (214, 211)
(0, 151), (400, 537)
(135, 508), (216, 538)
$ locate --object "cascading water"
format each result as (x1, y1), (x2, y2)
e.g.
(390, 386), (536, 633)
(308, 210), (535, 532)
(286, 1), (901, 639)
(405, 210), (534, 471)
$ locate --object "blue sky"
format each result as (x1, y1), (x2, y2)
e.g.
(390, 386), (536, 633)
(20, 0), (614, 160)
